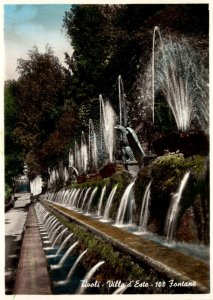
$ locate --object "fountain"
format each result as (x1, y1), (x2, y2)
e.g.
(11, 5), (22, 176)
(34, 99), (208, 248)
(152, 27), (208, 131)
(81, 187), (92, 210)
(66, 189), (76, 206)
(138, 181), (152, 232)
(85, 186), (98, 214)
(88, 119), (98, 173)
(114, 181), (135, 226)
(99, 95), (115, 163)
(101, 185), (118, 222)
(76, 261), (105, 294)
(96, 186), (106, 217)
(50, 224), (64, 244)
(74, 141), (81, 173)
(165, 171), (191, 243)
(118, 75), (127, 127)
(115, 75), (146, 171)
(30, 175), (42, 195)
(51, 241), (79, 270)
(54, 249), (88, 286)
(71, 189), (81, 208)
(47, 233), (74, 259)
(33, 21), (209, 295)
(75, 188), (86, 209)
(52, 228), (68, 248)
(81, 131), (88, 174)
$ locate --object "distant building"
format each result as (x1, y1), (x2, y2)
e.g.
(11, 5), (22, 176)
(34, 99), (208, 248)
(14, 174), (31, 193)
(14, 164), (31, 193)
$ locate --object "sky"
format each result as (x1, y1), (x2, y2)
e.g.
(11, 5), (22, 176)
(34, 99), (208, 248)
(4, 4), (73, 80)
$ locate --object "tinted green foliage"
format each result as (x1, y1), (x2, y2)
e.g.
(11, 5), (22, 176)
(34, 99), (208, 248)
(5, 4), (208, 194)
(16, 47), (79, 174)
(5, 80), (24, 190)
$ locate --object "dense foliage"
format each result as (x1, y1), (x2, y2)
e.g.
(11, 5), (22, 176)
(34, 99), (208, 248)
(5, 4), (208, 195)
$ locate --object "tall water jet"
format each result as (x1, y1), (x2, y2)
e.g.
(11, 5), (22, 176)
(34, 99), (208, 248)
(76, 261), (105, 294)
(118, 75), (127, 127)
(74, 141), (81, 172)
(89, 119), (98, 172)
(30, 175), (42, 195)
(139, 181), (152, 232)
(99, 95), (115, 163)
(81, 131), (88, 174)
(64, 166), (69, 183)
(114, 181), (135, 226)
(153, 26), (208, 131)
(165, 171), (190, 243)
(97, 186), (106, 217)
(152, 26), (164, 123)
(69, 149), (79, 179)
(101, 185), (118, 222)
(69, 148), (74, 168)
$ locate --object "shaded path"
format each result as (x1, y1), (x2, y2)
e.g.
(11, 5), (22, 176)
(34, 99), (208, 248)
(14, 204), (51, 294)
(5, 193), (31, 294)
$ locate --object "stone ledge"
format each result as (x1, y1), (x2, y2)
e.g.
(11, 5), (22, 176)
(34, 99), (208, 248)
(44, 200), (209, 293)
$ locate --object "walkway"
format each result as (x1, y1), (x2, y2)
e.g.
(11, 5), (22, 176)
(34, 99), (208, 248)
(5, 193), (31, 294)
(14, 204), (51, 294)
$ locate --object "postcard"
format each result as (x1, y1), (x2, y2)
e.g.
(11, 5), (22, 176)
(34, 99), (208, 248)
(2, 1), (211, 299)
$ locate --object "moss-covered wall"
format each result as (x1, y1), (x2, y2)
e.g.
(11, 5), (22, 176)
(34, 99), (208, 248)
(47, 153), (209, 245)
(134, 153), (209, 244)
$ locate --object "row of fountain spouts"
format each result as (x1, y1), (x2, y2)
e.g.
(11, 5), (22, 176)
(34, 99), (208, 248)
(41, 171), (190, 243)
(34, 202), (128, 294)
(47, 94), (116, 187)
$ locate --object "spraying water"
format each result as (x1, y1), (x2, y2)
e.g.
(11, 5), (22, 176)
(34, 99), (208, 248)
(81, 131), (88, 174)
(74, 141), (81, 173)
(101, 185), (118, 221)
(54, 250), (88, 286)
(51, 241), (79, 269)
(97, 186), (107, 217)
(139, 181), (152, 232)
(69, 148), (74, 168)
(118, 75), (127, 127)
(75, 188), (86, 209)
(52, 228), (68, 248)
(165, 171), (190, 243)
(153, 27), (208, 131)
(99, 95), (115, 162)
(76, 261), (105, 294)
(85, 186), (98, 214)
(89, 119), (98, 172)
(30, 175), (42, 195)
(55, 233), (73, 256)
(114, 181), (135, 226)
(81, 187), (92, 211)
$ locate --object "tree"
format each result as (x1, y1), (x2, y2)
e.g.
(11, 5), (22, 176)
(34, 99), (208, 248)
(13, 46), (78, 175)
(5, 80), (24, 189)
